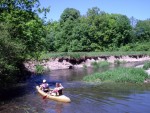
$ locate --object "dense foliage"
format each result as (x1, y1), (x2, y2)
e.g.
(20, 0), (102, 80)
(0, 23), (25, 87)
(46, 7), (150, 52)
(0, 0), (47, 88)
(0, 1), (150, 88)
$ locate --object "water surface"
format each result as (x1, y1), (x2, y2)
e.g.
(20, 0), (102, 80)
(0, 62), (150, 113)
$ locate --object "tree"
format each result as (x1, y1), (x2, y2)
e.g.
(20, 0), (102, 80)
(45, 21), (60, 51)
(0, 0), (48, 88)
(86, 7), (101, 17)
(0, 0), (47, 55)
(134, 19), (150, 42)
(60, 8), (80, 22)
(0, 23), (25, 87)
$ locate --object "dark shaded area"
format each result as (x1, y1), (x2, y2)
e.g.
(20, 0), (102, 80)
(0, 62), (34, 102)
(57, 54), (149, 65)
(0, 83), (27, 102)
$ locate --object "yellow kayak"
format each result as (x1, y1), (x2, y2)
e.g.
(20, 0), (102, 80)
(36, 86), (71, 103)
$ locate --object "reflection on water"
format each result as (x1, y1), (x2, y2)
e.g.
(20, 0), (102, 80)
(0, 61), (150, 113)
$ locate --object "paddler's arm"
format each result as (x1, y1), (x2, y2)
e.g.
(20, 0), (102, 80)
(59, 83), (64, 90)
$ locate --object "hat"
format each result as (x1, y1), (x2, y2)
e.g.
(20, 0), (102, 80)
(43, 79), (46, 83)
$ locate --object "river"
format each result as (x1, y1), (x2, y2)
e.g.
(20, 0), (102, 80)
(0, 62), (150, 113)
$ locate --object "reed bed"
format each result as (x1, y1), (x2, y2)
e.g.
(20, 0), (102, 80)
(83, 67), (148, 83)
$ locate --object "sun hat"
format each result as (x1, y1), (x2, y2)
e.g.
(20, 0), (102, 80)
(43, 79), (46, 83)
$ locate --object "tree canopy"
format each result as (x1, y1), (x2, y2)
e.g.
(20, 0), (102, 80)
(0, 0), (47, 88)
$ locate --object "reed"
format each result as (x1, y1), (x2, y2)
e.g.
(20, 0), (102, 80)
(143, 61), (150, 70)
(35, 65), (45, 74)
(83, 67), (148, 83)
(91, 61), (110, 68)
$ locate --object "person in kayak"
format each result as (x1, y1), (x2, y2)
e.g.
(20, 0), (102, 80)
(50, 83), (64, 96)
(40, 79), (49, 93)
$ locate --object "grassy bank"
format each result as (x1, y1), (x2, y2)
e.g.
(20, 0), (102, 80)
(83, 67), (148, 83)
(91, 61), (110, 68)
(40, 51), (150, 59)
(143, 61), (150, 70)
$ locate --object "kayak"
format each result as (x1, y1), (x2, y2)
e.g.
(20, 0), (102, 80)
(36, 86), (71, 103)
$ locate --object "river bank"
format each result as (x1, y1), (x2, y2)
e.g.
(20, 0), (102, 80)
(24, 55), (150, 73)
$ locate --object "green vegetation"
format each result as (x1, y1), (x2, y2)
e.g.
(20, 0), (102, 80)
(114, 60), (126, 64)
(45, 7), (150, 52)
(0, 23), (25, 88)
(143, 61), (150, 70)
(83, 64), (87, 69)
(0, 0), (49, 88)
(35, 65), (45, 74)
(91, 61), (110, 68)
(83, 67), (148, 83)
(40, 51), (150, 59)
(1, 1), (150, 89)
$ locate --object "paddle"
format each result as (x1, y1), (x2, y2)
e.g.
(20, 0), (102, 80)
(42, 88), (53, 99)
(43, 95), (47, 99)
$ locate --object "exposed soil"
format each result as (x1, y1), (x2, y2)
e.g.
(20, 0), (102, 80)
(24, 54), (150, 72)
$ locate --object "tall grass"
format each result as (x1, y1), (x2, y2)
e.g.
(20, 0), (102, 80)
(91, 61), (110, 68)
(35, 65), (45, 74)
(83, 67), (148, 83)
(114, 60), (126, 65)
(143, 61), (150, 70)
(40, 51), (150, 59)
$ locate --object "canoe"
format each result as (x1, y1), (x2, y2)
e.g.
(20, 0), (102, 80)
(36, 86), (71, 103)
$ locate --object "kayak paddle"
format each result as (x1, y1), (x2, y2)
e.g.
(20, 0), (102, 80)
(43, 95), (47, 99)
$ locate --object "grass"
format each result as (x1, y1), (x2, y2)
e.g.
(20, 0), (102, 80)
(83, 67), (148, 83)
(35, 65), (45, 74)
(91, 61), (110, 68)
(114, 60), (126, 65)
(40, 51), (150, 59)
(143, 61), (150, 70)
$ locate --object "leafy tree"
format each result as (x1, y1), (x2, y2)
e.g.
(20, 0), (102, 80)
(45, 21), (60, 51)
(86, 7), (102, 17)
(0, 0), (47, 55)
(134, 19), (150, 42)
(46, 7), (133, 52)
(0, 23), (25, 88)
(60, 8), (80, 22)
(69, 17), (91, 51)
(54, 8), (81, 51)
(0, 0), (48, 88)
(110, 14), (132, 48)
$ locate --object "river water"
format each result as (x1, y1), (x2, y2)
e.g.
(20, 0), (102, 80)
(0, 62), (150, 113)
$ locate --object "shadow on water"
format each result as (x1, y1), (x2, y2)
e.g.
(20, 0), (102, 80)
(0, 83), (27, 102)
(0, 61), (150, 113)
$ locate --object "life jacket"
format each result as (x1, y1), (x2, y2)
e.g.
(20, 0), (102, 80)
(58, 89), (63, 95)
(41, 83), (49, 92)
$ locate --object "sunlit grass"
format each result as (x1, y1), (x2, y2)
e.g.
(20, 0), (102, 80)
(143, 61), (150, 70)
(91, 61), (110, 68)
(40, 51), (150, 59)
(35, 65), (45, 74)
(83, 67), (148, 83)
(114, 60), (126, 64)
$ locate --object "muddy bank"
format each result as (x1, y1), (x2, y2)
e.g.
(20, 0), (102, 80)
(24, 55), (150, 72)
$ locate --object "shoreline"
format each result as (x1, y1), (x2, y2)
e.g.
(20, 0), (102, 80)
(24, 55), (150, 72)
